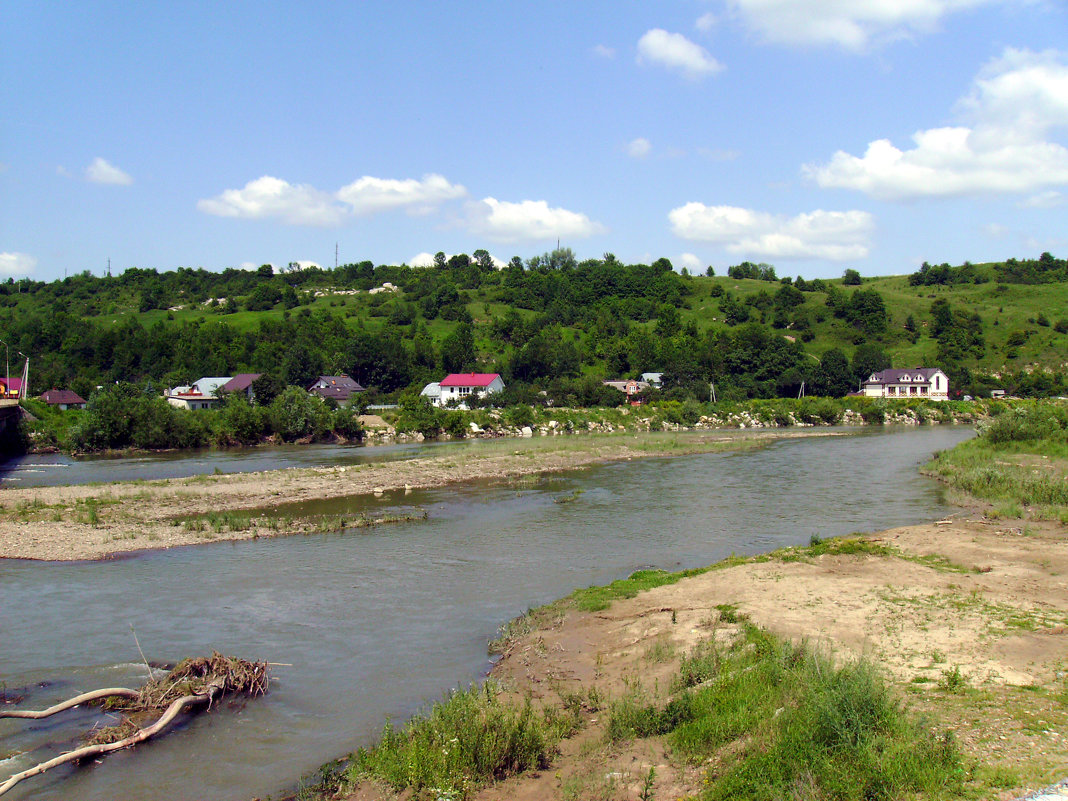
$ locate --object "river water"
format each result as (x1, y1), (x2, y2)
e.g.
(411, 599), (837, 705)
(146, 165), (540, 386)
(0, 426), (973, 800)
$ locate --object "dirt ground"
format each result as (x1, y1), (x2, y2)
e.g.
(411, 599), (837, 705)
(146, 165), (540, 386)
(0, 430), (832, 562)
(396, 516), (1068, 801)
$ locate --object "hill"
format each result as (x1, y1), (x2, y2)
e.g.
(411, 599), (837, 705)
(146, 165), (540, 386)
(1, 251), (1066, 402)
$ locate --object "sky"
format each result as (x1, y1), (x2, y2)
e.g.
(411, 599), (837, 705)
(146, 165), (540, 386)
(2, 1), (1067, 282)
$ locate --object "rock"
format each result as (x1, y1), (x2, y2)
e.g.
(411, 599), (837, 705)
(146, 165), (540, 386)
(520, 426), (533, 438)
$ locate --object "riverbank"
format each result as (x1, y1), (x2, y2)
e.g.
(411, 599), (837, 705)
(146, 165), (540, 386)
(0, 429), (843, 562)
(331, 515), (1068, 801)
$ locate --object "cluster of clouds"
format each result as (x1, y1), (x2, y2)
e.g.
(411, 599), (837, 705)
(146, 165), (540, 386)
(670, 205), (874, 261)
(11, 3), (1057, 276)
(806, 47), (1068, 203)
(198, 175), (606, 245)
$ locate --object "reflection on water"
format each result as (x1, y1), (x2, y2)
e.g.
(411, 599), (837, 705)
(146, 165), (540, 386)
(0, 426), (973, 800)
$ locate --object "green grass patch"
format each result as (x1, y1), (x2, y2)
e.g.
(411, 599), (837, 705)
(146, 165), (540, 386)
(342, 682), (579, 799)
(652, 626), (968, 800)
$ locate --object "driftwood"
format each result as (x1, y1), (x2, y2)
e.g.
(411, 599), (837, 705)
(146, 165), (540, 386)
(0, 653), (268, 798)
(0, 688), (140, 720)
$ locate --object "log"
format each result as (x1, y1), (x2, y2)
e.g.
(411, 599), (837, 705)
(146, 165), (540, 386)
(0, 680), (224, 797)
(0, 688), (140, 720)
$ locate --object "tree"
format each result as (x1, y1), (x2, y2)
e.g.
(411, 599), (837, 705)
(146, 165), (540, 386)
(282, 343), (322, 388)
(852, 343), (891, 384)
(440, 322), (475, 373)
(843, 268), (862, 285)
(815, 348), (854, 397)
(257, 263), (274, 278)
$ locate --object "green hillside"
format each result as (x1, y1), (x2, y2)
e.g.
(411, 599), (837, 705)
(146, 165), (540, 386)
(1, 252), (1066, 403)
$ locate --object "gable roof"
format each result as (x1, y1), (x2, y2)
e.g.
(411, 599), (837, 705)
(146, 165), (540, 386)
(311, 375), (362, 390)
(864, 368), (944, 385)
(0, 377), (23, 391)
(223, 373), (262, 392)
(40, 389), (86, 405)
(440, 373), (501, 388)
(307, 375), (365, 401)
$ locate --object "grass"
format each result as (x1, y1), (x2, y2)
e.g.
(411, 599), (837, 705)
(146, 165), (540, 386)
(924, 401), (1068, 520)
(644, 625), (969, 801)
(339, 682), (581, 800)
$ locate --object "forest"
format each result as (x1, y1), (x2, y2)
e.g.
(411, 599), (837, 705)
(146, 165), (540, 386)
(1, 250), (1066, 415)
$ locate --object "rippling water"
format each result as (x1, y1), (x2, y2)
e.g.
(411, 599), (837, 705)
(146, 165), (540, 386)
(0, 426), (973, 800)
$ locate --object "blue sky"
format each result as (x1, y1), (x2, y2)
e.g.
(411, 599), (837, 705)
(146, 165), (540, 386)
(3, 1), (1067, 282)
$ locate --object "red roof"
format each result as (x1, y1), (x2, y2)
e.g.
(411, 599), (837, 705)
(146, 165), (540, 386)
(439, 373), (501, 388)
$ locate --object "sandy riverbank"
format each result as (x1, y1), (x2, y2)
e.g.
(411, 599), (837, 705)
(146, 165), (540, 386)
(338, 515), (1068, 800)
(0, 429), (842, 562)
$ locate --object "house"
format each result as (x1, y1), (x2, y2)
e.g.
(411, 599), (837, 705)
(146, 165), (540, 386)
(603, 379), (651, 404)
(419, 382), (442, 404)
(39, 389), (87, 410)
(437, 373), (505, 408)
(307, 375), (365, 404)
(222, 373), (262, 401)
(862, 368), (949, 401)
(0, 377), (23, 399)
(165, 376), (232, 410)
(640, 372), (664, 389)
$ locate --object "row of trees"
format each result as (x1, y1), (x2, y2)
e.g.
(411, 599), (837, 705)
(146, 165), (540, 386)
(26, 383), (363, 452)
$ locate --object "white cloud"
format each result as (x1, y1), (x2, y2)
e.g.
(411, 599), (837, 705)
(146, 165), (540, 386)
(409, 252), (440, 267)
(637, 29), (724, 78)
(1021, 190), (1064, 207)
(336, 173), (467, 216)
(696, 12), (717, 33)
(56, 165), (72, 178)
(200, 173), (467, 226)
(0, 252), (37, 275)
(592, 44), (616, 59)
(724, 0), (1007, 51)
(467, 198), (607, 243)
(806, 48), (1068, 199)
(198, 176), (346, 226)
(85, 157), (133, 186)
(679, 252), (704, 272)
(626, 137), (652, 158)
(669, 203), (873, 260)
(983, 222), (1010, 237)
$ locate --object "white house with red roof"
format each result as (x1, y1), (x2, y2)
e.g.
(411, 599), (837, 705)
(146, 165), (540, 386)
(437, 373), (505, 408)
(862, 368), (949, 401)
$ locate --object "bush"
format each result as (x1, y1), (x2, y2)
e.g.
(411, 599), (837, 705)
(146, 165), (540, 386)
(267, 386), (331, 441)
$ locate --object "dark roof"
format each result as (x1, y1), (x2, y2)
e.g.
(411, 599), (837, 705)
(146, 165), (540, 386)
(40, 389), (86, 405)
(222, 373), (262, 392)
(307, 375), (365, 401)
(865, 368), (943, 385)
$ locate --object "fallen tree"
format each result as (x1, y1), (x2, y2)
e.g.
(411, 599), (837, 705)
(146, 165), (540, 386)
(0, 652), (269, 797)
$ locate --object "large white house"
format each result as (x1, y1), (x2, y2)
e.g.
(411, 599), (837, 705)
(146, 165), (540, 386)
(862, 368), (949, 401)
(436, 373), (505, 408)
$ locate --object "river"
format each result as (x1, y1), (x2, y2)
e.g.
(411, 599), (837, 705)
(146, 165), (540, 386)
(0, 426), (973, 800)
